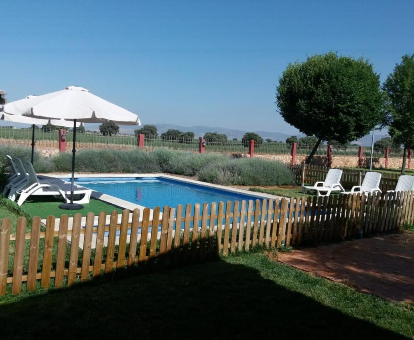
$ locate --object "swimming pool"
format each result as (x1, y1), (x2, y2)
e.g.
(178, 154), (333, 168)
(70, 176), (267, 209)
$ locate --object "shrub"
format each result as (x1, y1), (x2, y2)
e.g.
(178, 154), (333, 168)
(52, 149), (161, 173)
(0, 145), (55, 174)
(198, 157), (295, 186)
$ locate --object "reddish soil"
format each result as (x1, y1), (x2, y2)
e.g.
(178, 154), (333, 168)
(274, 232), (414, 303)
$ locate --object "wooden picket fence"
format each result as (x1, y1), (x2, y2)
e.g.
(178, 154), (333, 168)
(289, 164), (399, 192)
(1, 191), (413, 296)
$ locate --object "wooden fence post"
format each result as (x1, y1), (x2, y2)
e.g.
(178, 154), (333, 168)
(385, 147), (390, 168)
(327, 144), (332, 168)
(138, 133), (145, 149)
(408, 149), (412, 169)
(249, 140), (255, 158)
(358, 146), (363, 168)
(291, 142), (297, 165)
(199, 137), (205, 154)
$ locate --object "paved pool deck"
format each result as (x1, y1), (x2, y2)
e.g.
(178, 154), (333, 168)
(276, 231), (414, 303)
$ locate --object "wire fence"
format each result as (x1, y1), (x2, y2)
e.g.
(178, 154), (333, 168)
(0, 127), (408, 160)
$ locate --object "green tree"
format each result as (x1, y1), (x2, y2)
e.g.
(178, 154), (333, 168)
(41, 123), (64, 132)
(383, 54), (414, 174)
(160, 129), (195, 143)
(285, 136), (298, 144)
(99, 120), (119, 136)
(266, 139), (273, 143)
(134, 124), (158, 138)
(204, 132), (228, 144)
(242, 132), (263, 147)
(72, 125), (85, 133)
(160, 129), (182, 141)
(373, 137), (400, 153)
(298, 136), (319, 146)
(180, 132), (195, 144)
(276, 52), (383, 164)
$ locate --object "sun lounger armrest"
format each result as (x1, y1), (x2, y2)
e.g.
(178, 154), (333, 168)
(314, 182), (325, 187)
(350, 186), (361, 194)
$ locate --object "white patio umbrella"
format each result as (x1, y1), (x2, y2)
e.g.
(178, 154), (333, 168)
(1, 100), (81, 164)
(3, 86), (141, 210)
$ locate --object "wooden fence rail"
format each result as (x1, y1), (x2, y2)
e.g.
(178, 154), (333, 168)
(1, 191), (413, 296)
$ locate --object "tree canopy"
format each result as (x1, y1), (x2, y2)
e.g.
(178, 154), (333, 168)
(99, 120), (119, 136)
(298, 136), (319, 146)
(41, 123), (65, 132)
(161, 129), (195, 143)
(373, 137), (400, 153)
(276, 52), (383, 163)
(204, 132), (228, 144)
(242, 132), (263, 147)
(383, 54), (414, 173)
(285, 136), (298, 144)
(134, 125), (158, 138)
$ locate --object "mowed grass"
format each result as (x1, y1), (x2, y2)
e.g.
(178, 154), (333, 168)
(0, 252), (412, 339)
(249, 186), (314, 198)
(20, 196), (124, 219)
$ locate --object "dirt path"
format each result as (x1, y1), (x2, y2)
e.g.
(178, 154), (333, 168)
(274, 232), (414, 303)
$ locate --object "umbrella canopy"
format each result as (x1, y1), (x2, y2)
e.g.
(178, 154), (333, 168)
(1, 100), (81, 164)
(3, 86), (141, 210)
(3, 86), (141, 125)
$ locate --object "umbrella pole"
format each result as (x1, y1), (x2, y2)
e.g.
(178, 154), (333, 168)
(59, 119), (83, 210)
(31, 124), (35, 165)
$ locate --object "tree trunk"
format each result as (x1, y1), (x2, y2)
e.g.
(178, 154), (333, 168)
(305, 138), (323, 165)
(401, 146), (407, 175)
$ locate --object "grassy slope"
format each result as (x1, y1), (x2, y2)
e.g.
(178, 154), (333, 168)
(0, 252), (412, 339)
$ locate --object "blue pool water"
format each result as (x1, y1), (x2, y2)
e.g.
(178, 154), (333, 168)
(71, 177), (265, 209)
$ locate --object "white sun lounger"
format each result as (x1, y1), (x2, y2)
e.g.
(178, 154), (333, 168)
(2, 156), (28, 196)
(13, 161), (92, 206)
(303, 169), (345, 197)
(387, 175), (414, 193)
(6, 158), (31, 200)
(342, 171), (382, 195)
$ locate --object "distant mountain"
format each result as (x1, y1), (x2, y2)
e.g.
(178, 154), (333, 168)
(121, 123), (388, 147)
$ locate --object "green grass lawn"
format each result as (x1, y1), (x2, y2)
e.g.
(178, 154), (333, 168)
(250, 186), (315, 198)
(19, 196), (124, 219)
(0, 252), (412, 339)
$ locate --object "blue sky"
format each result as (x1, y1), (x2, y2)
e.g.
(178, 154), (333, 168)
(1, 0), (413, 135)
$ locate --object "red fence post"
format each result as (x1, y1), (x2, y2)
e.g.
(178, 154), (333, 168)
(199, 137), (205, 154)
(249, 140), (255, 158)
(138, 134), (144, 150)
(291, 142), (297, 165)
(385, 147), (390, 168)
(58, 129), (67, 153)
(327, 144), (332, 168)
(358, 146), (363, 168)
(408, 149), (412, 169)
